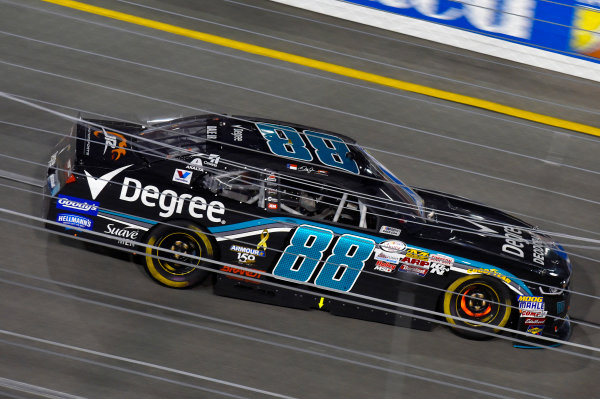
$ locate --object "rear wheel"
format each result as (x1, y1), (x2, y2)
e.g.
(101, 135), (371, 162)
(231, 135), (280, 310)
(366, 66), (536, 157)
(144, 221), (214, 288)
(443, 275), (513, 340)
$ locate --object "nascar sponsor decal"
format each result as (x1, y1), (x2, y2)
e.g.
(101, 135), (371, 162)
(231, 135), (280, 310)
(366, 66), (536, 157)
(56, 195), (99, 216)
(501, 226), (527, 259)
(104, 223), (140, 246)
(230, 245), (265, 257)
(207, 125), (218, 139)
(85, 164), (133, 200)
(172, 169), (193, 184)
(531, 233), (546, 266)
(429, 253), (454, 267)
(518, 295), (546, 335)
(57, 213), (93, 230)
(399, 248), (430, 276)
(518, 296), (545, 312)
(429, 263), (450, 276)
(399, 263), (428, 277)
(373, 248), (401, 264)
(520, 309), (548, 318)
(119, 177), (225, 221)
(93, 129), (127, 160)
(288, 165), (330, 175)
(104, 223), (140, 239)
(379, 225), (401, 236)
(232, 125), (244, 141)
(526, 325), (544, 336)
(524, 318), (546, 325)
(205, 154), (220, 168)
(428, 253), (453, 276)
(236, 253), (257, 264)
(379, 240), (406, 254)
(467, 268), (512, 284)
(404, 248), (429, 261)
(187, 158), (203, 171)
(220, 265), (263, 282)
(256, 229), (270, 251)
(374, 260), (396, 273)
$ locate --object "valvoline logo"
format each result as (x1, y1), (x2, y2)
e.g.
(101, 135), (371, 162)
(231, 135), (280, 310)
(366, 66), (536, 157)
(56, 195), (99, 216)
(172, 169), (192, 184)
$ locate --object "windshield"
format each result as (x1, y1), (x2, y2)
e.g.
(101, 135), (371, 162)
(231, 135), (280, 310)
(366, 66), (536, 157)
(358, 147), (425, 219)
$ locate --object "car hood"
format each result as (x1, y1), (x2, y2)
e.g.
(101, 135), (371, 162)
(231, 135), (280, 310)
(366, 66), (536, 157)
(414, 189), (571, 278)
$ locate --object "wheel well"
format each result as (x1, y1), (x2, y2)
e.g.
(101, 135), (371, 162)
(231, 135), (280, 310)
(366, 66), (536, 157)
(438, 274), (520, 326)
(141, 219), (220, 261)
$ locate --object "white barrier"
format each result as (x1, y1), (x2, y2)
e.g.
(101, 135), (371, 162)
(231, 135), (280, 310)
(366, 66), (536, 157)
(268, 0), (600, 82)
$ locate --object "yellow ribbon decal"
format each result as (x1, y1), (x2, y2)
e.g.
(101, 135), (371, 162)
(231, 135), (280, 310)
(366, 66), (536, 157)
(257, 229), (269, 251)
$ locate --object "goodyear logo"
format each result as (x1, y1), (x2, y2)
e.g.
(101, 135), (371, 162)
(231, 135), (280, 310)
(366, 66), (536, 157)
(468, 268), (511, 284)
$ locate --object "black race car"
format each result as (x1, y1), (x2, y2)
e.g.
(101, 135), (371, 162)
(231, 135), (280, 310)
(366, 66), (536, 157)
(45, 114), (572, 344)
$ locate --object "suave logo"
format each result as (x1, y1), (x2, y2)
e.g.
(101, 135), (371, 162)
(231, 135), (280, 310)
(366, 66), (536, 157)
(364, 0), (535, 39)
(119, 177), (225, 222)
(105, 223), (140, 240)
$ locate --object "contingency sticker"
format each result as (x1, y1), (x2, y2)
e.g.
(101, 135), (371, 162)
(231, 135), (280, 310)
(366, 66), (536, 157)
(518, 295), (546, 334)
(398, 248), (430, 277)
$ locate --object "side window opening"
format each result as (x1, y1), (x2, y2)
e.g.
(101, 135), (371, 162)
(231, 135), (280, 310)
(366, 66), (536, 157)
(275, 177), (375, 229)
(202, 168), (375, 229)
(203, 169), (263, 204)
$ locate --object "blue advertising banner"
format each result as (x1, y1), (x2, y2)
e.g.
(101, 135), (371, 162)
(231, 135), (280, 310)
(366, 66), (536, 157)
(342, 0), (600, 64)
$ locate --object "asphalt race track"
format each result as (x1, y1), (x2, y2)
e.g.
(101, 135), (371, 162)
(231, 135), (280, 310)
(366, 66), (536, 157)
(1, 1), (599, 398)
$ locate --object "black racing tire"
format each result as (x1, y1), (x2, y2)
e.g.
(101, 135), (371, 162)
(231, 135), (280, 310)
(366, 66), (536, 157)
(144, 221), (215, 288)
(443, 275), (514, 340)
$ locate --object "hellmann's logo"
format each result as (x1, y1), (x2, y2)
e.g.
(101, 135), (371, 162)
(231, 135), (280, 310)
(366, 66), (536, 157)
(119, 177), (225, 222)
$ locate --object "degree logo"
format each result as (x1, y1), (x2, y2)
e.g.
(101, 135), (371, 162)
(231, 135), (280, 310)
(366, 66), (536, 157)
(172, 169), (193, 184)
(85, 164), (133, 200)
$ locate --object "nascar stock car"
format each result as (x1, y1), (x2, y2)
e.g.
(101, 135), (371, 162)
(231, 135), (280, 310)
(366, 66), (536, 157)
(44, 114), (572, 344)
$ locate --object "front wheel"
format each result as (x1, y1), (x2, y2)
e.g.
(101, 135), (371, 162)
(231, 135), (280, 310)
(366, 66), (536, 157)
(144, 221), (215, 288)
(443, 275), (513, 340)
